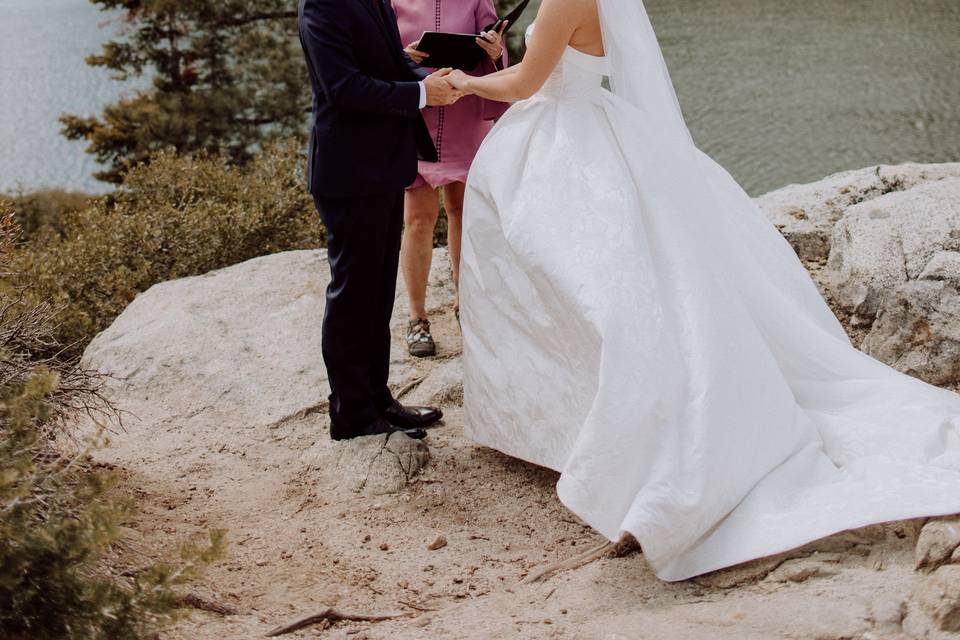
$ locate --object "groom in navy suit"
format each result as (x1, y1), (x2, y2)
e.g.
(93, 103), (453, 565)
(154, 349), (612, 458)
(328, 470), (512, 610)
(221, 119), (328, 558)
(298, 0), (460, 440)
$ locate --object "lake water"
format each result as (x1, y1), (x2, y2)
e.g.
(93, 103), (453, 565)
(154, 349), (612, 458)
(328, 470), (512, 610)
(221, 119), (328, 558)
(0, 0), (150, 194)
(1, 0), (958, 195)
(644, 0), (960, 194)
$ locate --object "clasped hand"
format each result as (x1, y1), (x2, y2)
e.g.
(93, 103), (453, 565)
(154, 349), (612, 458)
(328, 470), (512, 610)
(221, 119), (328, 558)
(423, 68), (465, 106)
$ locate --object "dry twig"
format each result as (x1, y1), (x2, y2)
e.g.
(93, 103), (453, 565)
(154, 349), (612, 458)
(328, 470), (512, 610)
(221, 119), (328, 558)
(397, 599), (438, 613)
(265, 608), (410, 637)
(394, 376), (425, 400)
(178, 592), (238, 616)
(520, 534), (641, 585)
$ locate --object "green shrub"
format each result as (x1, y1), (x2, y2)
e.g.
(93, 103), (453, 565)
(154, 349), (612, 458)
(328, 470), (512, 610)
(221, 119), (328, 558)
(14, 141), (323, 355)
(0, 204), (224, 639)
(2, 189), (92, 241)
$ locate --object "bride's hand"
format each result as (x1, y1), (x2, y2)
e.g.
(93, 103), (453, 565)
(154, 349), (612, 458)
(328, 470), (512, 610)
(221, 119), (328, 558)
(446, 70), (472, 93)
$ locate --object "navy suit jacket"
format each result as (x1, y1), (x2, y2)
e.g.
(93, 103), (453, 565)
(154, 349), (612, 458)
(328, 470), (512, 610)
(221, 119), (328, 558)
(298, 0), (438, 198)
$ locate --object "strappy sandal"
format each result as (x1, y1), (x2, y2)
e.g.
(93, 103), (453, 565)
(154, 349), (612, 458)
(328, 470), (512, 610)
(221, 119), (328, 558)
(406, 317), (436, 358)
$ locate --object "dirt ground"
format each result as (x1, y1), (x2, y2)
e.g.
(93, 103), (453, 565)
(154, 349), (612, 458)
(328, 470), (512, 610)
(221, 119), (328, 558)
(93, 300), (946, 640)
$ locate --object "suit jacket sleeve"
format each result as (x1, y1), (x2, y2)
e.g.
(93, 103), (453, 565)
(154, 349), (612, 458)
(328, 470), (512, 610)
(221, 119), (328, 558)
(301, 0), (421, 117)
(403, 52), (430, 81)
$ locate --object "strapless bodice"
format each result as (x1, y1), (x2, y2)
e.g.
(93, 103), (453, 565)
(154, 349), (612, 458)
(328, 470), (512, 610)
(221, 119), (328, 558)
(525, 24), (609, 101)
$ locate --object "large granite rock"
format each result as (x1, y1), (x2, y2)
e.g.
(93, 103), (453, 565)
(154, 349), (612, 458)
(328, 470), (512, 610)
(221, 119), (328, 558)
(81, 249), (443, 497)
(758, 165), (960, 385)
(757, 163), (960, 263)
(84, 250), (337, 430)
(824, 178), (960, 325)
(301, 431), (430, 496)
(863, 278), (960, 385)
(915, 517), (960, 574)
(905, 565), (960, 636)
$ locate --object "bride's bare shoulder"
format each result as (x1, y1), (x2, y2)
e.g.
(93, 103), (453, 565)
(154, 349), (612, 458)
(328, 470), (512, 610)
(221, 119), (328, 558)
(537, 0), (598, 17)
(536, 0), (602, 54)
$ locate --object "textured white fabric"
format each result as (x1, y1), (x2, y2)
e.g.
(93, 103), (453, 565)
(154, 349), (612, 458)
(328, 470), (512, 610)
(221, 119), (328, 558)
(459, 25), (960, 581)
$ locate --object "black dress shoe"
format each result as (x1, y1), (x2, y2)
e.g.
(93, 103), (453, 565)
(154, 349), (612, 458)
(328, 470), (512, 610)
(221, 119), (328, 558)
(331, 418), (427, 441)
(382, 400), (443, 430)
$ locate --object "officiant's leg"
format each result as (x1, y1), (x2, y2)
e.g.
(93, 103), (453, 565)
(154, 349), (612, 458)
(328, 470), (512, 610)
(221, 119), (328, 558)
(441, 181), (465, 304)
(400, 183), (439, 322)
(401, 183), (440, 357)
(314, 193), (396, 438)
(370, 190), (404, 412)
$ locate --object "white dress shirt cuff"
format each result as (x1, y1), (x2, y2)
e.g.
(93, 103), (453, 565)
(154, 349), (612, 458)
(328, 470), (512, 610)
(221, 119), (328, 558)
(418, 81), (427, 109)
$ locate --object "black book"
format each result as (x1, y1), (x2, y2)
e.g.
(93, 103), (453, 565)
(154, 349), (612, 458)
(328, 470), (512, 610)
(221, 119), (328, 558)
(415, 0), (530, 70)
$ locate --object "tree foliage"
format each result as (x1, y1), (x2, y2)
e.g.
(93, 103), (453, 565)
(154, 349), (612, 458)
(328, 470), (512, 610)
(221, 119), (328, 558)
(14, 142), (321, 355)
(61, 0), (309, 183)
(494, 0), (534, 59)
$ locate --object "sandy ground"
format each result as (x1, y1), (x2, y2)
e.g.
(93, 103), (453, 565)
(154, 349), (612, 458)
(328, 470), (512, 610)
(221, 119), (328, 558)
(94, 297), (947, 640)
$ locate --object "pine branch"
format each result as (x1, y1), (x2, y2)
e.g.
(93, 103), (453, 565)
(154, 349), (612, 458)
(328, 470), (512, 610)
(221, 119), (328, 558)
(219, 11), (297, 28)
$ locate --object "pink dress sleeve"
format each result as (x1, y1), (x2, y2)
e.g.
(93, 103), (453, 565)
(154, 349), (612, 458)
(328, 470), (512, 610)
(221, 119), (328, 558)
(475, 0), (510, 121)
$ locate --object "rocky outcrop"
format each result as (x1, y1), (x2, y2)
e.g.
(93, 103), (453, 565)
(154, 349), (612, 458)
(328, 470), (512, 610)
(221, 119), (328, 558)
(78, 165), (960, 640)
(899, 518), (960, 637)
(915, 517), (960, 573)
(905, 565), (960, 636)
(82, 249), (333, 428)
(80, 249), (451, 498)
(824, 178), (960, 325)
(302, 431), (430, 496)
(757, 163), (960, 264)
(864, 278), (960, 385)
(759, 164), (960, 385)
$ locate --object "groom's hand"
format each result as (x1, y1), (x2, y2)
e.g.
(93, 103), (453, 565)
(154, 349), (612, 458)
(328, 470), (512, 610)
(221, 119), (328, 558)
(424, 68), (462, 107)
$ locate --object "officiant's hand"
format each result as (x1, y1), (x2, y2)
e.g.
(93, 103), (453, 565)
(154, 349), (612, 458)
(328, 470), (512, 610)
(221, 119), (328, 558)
(476, 20), (508, 60)
(404, 40), (429, 65)
(424, 68), (463, 106)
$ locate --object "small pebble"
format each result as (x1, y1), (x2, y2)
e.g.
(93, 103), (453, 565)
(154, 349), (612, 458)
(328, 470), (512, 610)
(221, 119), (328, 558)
(428, 535), (448, 551)
(379, 543), (389, 551)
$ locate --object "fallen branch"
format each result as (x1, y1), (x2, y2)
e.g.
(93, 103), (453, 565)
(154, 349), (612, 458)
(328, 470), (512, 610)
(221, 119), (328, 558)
(520, 534), (641, 585)
(395, 376), (425, 400)
(397, 599), (438, 612)
(265, 608), (410, 637)
(178, 592), (238, 616)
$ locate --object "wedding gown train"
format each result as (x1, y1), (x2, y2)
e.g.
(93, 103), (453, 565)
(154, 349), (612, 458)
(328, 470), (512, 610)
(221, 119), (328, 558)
(459, 24), (960, 581)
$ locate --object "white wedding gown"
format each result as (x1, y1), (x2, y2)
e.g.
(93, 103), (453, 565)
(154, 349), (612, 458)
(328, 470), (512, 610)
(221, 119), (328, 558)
(459, 23), (960, 581)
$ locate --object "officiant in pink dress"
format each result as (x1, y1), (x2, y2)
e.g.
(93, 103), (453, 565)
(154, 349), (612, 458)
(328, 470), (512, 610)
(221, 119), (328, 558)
(392, 0), (508, 357)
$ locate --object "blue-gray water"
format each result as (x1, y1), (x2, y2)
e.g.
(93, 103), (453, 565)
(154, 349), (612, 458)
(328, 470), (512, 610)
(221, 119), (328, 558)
(1, 0), (958, 195)
(0, 0), (148, 194)
(645, 0), (960, 194)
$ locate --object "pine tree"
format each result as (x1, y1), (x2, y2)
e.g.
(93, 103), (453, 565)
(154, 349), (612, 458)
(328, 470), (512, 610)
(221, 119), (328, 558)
(61, 0), (309, 184)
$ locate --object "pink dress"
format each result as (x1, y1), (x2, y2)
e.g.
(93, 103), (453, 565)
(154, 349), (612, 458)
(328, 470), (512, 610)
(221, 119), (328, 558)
(392, 0), (509, 188)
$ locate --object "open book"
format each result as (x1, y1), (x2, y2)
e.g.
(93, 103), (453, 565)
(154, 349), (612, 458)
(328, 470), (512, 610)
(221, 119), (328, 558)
(415, 0), (531, 70)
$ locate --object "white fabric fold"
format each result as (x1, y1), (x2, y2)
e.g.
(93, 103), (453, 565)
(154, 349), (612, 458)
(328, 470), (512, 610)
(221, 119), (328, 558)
(460, 24), (960, 581)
